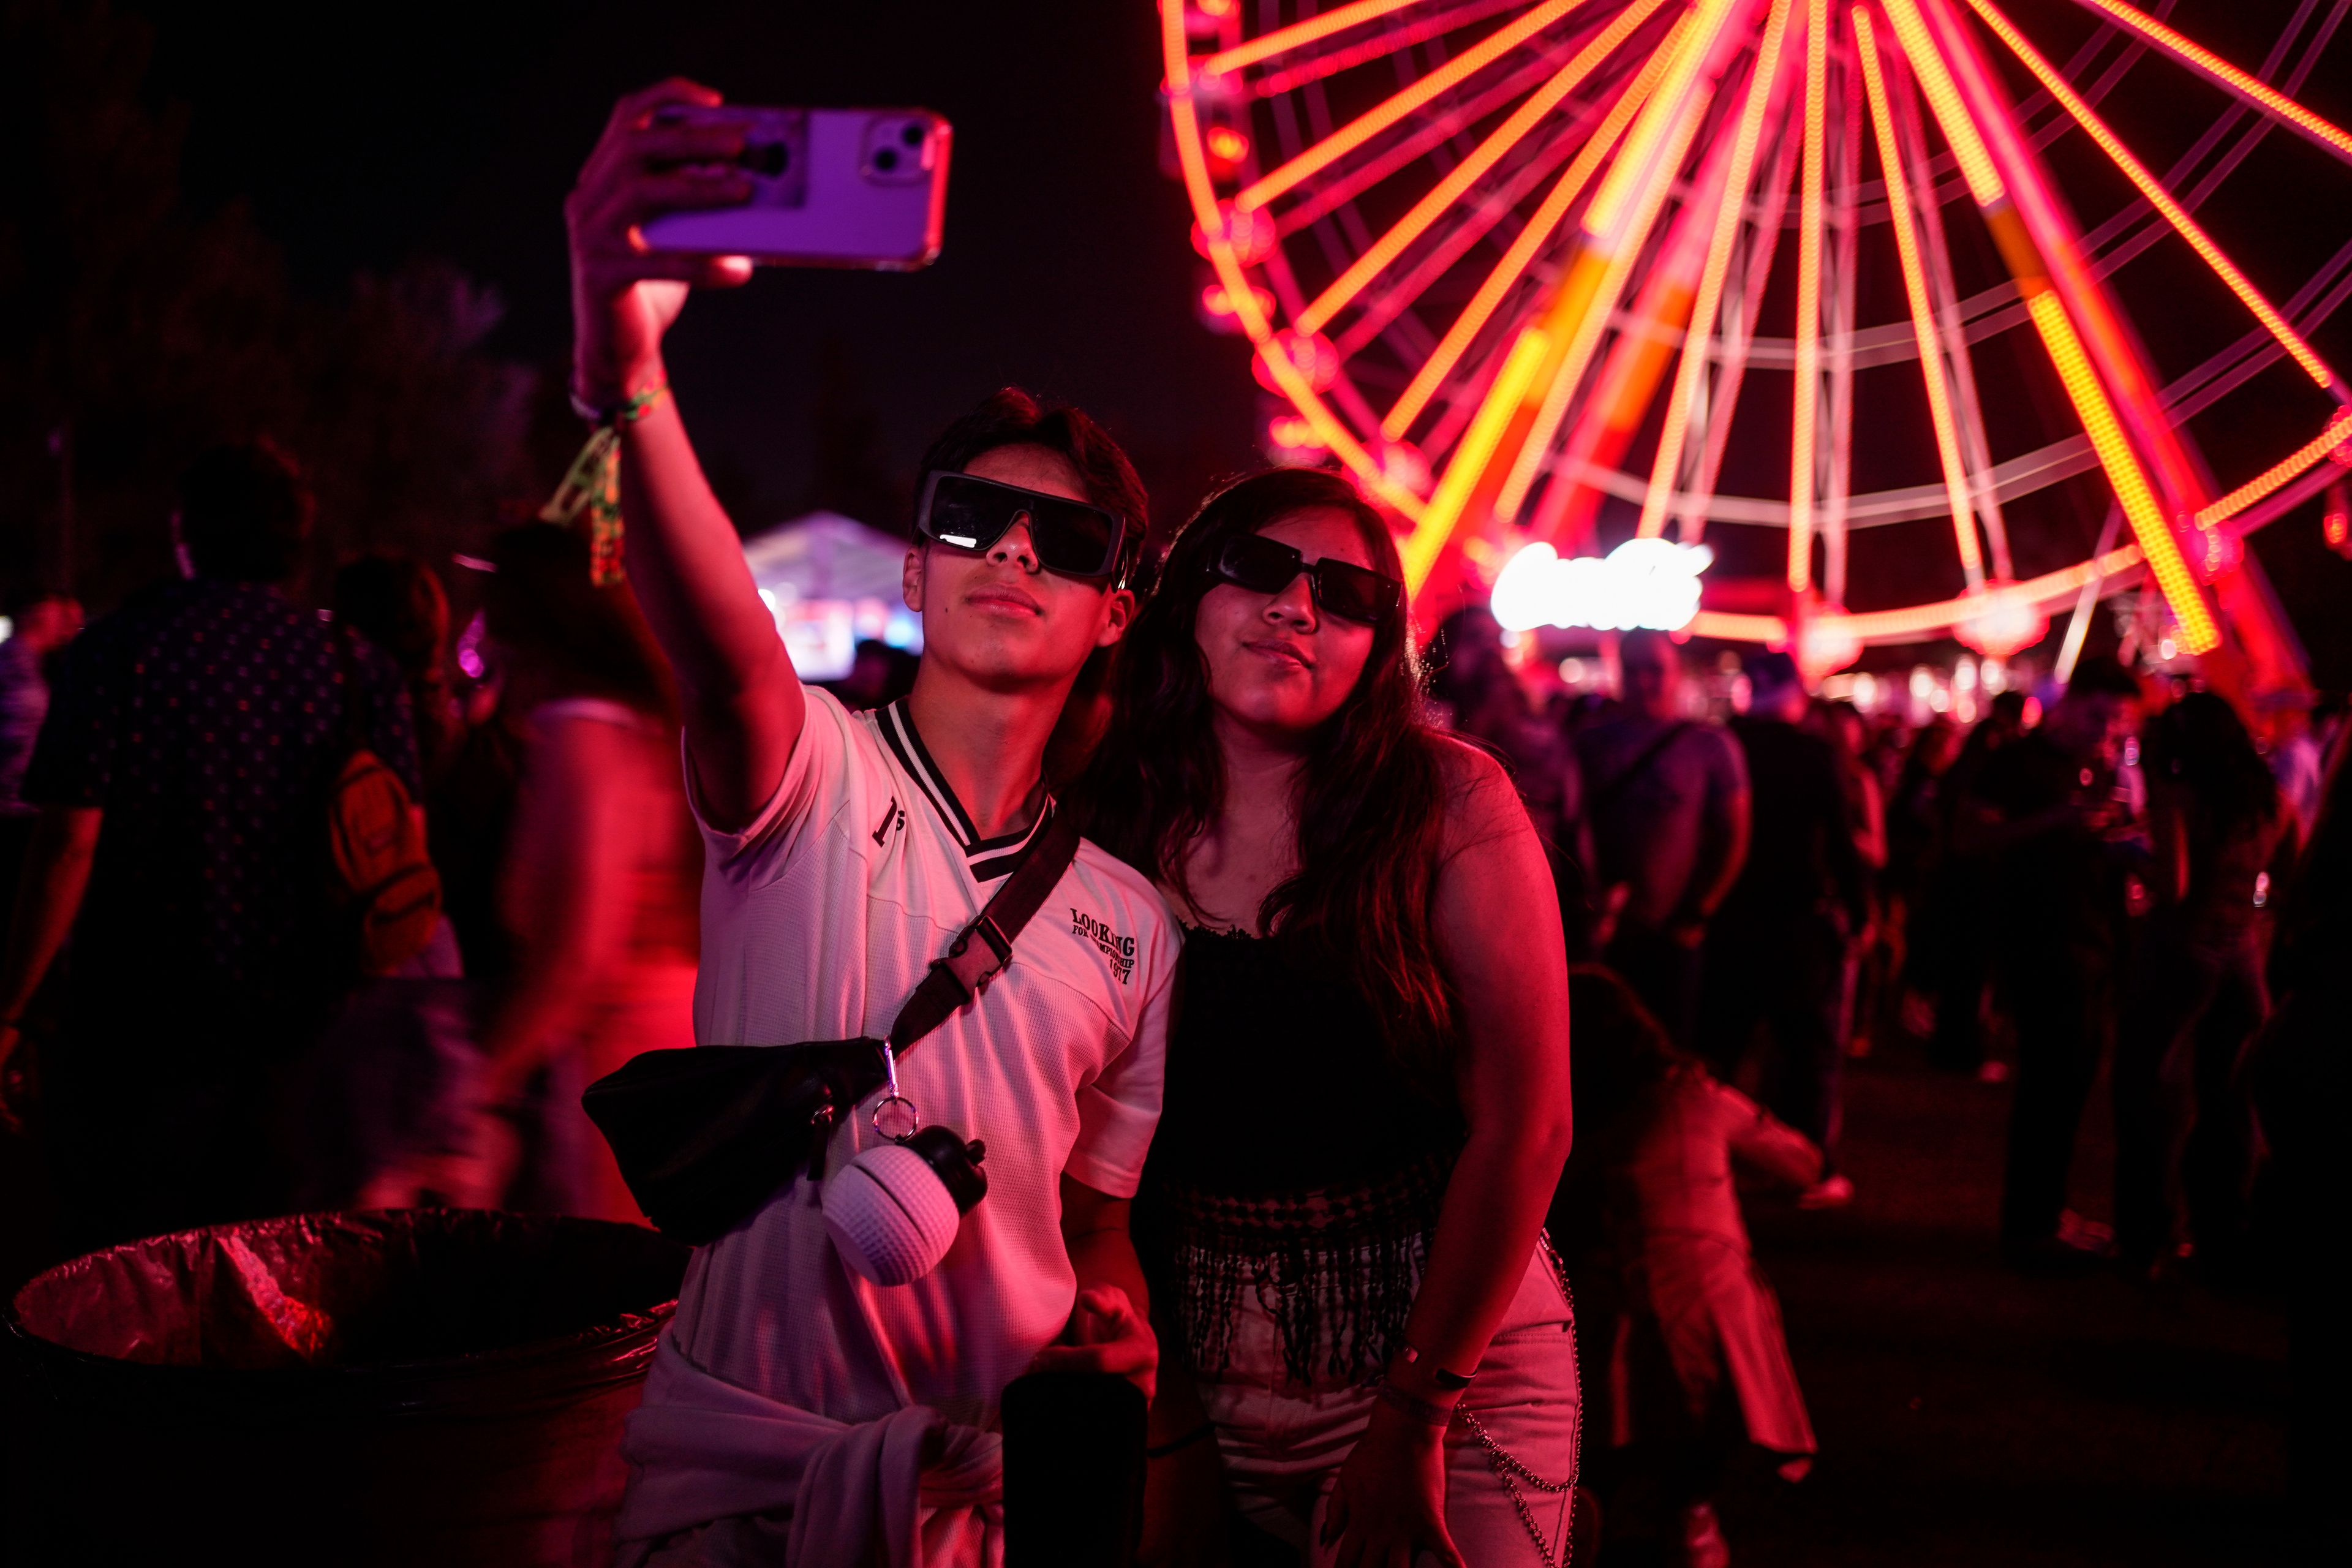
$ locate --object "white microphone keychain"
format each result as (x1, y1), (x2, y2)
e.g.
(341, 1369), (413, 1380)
(822, 1038), (990, 1286)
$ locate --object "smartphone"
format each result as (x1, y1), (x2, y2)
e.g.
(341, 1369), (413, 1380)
(641, 105), (951, 271)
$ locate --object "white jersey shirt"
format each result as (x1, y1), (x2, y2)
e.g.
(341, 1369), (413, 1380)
(663, 688), (1177, 1429)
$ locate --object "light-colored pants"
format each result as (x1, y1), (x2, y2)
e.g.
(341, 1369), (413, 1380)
(1199, 1247), (1582, 1566)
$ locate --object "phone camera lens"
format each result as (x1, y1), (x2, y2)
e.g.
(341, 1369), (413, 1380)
(750, 141), (789, 178)
(900, 123), (925, 148)
(874, 147), (900, 172)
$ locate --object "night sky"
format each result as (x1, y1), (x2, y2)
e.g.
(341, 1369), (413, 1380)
(129, 0), (1261, 533)
(108, 0), (2352, 680)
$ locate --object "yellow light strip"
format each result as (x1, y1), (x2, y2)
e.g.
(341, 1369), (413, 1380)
(1856, 6), (1984, 582)
(1297, 0), (1670, 336)
(1491, 91), (1706, 520)
(1403, 326), (1556, 590)
(1789, 0), (1830, 590)
(1583, 0), (1749, 239)
(1235, 0), (1593, 213)
(1382, 19), (1686, 438)
(2025, 290), (2218, 651)
(2193, 407), (2352, 526)
(1204, 0), (1423, 77)
(1493, 0), (1752, 520)
(1638, 0), (1798, 540)
(1877, 0), (2003, 202)
(1161, 2), (1425, 521)
(1968, 0), (2336, 390)
(2062, 0), (2352, 166)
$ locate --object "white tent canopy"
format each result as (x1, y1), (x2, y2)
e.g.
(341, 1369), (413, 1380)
(738, 511), (921, 680)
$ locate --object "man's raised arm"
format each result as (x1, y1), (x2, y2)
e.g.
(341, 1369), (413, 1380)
(567, 78), (803, 830)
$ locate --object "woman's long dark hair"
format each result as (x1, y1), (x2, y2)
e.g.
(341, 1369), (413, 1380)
(1080, 467), (1456, 1087)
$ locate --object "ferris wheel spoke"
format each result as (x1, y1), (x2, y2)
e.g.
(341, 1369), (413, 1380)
(1491, 0), (1765, 527)
(1382, 16), (1685, 440)
(1268, 26), (1608, 238)
(1881, 0), (2220, 653)
(1970, 0), (2340, 394)
(1200, 0), (1437, 78)
(2059, 0), (2352, 168)
(1234, 0), (1600, 214)
(1857, 5), (1985, 588)
(1822, 32), (1864, 604)
(1892, 30), (2015, 579)
(1295, 0), (1674, 337)
(1789, 0), (1831, 590)
(1639, 0), (1800, 541)
(1676, 112), (1798, 542)
(1332, 96), (1600, 361)
(1233, 0), (1540, 99)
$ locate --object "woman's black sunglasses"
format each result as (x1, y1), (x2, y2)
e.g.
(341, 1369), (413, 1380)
(916, 472), (1132, 584)
(1210, 533), (1403, 625)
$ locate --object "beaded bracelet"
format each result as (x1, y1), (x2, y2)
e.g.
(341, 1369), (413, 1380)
(542, 382), (671, 584)
(1400, 1343), (1476, 1390)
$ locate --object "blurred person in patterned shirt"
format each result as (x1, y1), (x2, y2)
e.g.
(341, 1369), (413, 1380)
(0, 443), (417, 1248)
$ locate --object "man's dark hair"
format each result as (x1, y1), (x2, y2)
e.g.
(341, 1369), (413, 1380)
(2064, 654), (2141, 703)
(914, 388), (1150, 586)
(176, 441), (314, 583)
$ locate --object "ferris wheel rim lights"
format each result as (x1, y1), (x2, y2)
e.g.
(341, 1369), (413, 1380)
(1160, 0), (2346, 658)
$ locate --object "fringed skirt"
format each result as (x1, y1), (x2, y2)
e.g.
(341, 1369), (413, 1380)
(1152, 1150), (1453, 1389)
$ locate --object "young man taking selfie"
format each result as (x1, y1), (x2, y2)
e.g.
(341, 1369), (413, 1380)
(567, 78), (1174, 1564)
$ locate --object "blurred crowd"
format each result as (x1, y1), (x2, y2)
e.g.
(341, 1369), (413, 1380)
(1, 439), (2343, 1565)
(1428, 603), (2345, 1559)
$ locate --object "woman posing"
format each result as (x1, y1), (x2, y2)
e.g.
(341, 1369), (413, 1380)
(1084, 469), (1578, 1566)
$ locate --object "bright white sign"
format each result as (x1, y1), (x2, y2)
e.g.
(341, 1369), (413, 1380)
(1490, 538), (1713, 633)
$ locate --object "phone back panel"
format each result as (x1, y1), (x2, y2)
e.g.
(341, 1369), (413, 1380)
(642, 107), (949, 271)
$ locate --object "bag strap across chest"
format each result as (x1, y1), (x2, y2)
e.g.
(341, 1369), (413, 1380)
(888, 803), (1083, 1052)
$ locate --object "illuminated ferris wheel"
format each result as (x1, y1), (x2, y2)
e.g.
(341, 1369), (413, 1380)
(1158, 0), (2352, 682)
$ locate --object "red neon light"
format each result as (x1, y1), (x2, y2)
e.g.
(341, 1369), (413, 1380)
(1856, 7), (1985, 582)
(1638, 0), (1798, 540)
(1234, 0), (1594, 213)
(1295, 0), (1670, 337)
(1968, 0), (2336, 391)
(1789, 0), (1830, 592)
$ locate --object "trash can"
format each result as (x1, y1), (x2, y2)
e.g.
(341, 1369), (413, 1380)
(1, 1208), (688, 1567)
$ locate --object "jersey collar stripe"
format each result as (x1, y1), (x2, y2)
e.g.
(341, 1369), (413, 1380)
(878, 699), (978, 846)
(967, 803), (1054, 883)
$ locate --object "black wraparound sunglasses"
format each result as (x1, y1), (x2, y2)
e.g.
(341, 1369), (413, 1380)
(915, 472), (1133, 584)
(1209, 532), (1403, 625)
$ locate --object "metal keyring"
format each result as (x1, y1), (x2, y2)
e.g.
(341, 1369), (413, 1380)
(872, 1094), (921, 1142)
(872, 1039), (920, 1142)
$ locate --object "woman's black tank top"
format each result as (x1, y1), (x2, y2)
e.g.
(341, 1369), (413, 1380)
(1149, 925), (1458, 1191)
(1141, 925), (1462, 1386)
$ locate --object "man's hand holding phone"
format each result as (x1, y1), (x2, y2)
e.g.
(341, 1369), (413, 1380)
(565, 79), (758, 409)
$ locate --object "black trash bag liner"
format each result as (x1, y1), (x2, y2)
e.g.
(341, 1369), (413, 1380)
(2, 1208), (688, 1567)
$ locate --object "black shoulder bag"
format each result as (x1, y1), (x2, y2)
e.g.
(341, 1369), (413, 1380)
(582, 805), (1083, 1244)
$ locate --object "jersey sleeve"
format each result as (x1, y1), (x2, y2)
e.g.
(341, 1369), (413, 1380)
(687, 686), (861, 885)
(1063, 907), (1177, 1198)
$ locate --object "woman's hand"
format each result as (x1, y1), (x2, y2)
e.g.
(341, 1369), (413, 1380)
(1322, 1403), (1464, 1568)
(565, 78), (758, 404)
